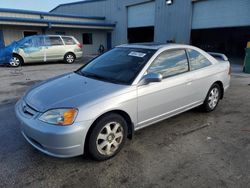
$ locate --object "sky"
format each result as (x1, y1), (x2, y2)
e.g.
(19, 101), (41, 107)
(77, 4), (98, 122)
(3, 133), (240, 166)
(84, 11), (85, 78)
(0, 0), (82, 12)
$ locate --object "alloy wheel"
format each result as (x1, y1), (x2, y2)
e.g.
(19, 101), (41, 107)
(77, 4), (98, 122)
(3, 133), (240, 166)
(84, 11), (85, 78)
(96, 122), (124, 156)
(208, 87), (219, 109)
(66, 54), (75, 63)
(9, 57), (20, 67)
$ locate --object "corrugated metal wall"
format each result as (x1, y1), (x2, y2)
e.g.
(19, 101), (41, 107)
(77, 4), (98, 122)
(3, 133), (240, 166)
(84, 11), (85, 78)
(51, 1), (107, 17)
(52, 0), (193, 46)
(154, 0), (193, 44)
(192, 0), (250, 29)
(127, 1), (155, 28)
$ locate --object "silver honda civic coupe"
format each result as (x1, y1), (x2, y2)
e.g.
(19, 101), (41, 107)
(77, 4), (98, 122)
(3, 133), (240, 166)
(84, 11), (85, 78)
(15, 44), (230, 161)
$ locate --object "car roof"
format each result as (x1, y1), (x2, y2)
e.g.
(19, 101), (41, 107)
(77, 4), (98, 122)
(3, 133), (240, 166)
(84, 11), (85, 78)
(26, 35), (74, 38)
(117, 43), (194, 50)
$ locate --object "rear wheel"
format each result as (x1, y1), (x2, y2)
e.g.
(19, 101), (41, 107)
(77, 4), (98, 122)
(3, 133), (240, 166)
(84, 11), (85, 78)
(9, 55), (23, 67)
(88, 113), (128, 161)
(64, 53), (76, 64)
(201, 83), (221, 112)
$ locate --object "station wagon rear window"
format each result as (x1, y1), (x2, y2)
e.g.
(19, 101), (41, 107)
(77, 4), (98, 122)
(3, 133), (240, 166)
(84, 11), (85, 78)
(62, 37), (76, 45)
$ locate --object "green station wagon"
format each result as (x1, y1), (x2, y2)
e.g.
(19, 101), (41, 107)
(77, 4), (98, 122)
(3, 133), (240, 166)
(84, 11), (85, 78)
(8, 35), (83, 67)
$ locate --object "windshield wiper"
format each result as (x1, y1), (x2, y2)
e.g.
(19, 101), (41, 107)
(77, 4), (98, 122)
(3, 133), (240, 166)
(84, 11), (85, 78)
(76, 71), (126, 85)
(77, 71), (108, 81)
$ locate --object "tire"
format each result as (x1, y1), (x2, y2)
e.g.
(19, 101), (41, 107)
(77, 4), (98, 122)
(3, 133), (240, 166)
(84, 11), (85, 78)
(64, 53), (76, 64)
(9, 54), (23, 67)
(88, 113), (128, 161)
(201, 83), (221, 112)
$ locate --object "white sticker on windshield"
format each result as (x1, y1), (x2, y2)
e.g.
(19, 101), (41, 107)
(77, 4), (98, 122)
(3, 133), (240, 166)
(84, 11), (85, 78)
(128, 51), (146, 58)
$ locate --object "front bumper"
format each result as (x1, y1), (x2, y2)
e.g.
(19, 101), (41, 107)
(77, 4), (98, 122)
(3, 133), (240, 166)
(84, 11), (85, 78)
(15, 99), (92, 158)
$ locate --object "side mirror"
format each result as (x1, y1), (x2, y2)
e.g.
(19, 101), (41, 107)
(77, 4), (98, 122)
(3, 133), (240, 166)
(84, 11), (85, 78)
(139, 72), (163, 85)
(20, 43), (30, 48)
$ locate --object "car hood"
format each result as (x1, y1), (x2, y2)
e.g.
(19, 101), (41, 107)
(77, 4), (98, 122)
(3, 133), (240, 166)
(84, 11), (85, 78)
(24, 72), (131, 112)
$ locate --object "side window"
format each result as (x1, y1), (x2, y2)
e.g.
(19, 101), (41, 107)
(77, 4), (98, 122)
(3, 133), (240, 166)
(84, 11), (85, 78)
(82, 33), (93, 44)
(187, 49), (212, 71)
(62, 37), (76, 45)
(25, 37), (44, 47)
(46, 36), (64, 46)
(148, 49), (189, 78)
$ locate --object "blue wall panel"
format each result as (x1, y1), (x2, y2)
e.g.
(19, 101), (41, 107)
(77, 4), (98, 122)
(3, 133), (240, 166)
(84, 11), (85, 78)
(192, 0), (250, 29)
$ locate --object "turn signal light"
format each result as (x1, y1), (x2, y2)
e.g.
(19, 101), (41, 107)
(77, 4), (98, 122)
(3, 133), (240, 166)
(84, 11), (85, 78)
(59, 109), (78, 126)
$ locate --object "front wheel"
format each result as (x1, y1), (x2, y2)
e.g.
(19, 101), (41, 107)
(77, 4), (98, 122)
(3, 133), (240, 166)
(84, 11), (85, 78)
(9, 55), (23, 67)
(64, 53), (76, 64)
(88, 113), (128, 161)
(201, 83), (221, 112)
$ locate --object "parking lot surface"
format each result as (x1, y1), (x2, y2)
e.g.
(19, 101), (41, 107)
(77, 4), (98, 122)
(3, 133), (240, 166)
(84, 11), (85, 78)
(0, 61), (250, 188)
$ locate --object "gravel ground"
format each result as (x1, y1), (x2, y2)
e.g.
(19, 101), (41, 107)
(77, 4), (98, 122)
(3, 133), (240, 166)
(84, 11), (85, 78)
(0, 60), (250, 188)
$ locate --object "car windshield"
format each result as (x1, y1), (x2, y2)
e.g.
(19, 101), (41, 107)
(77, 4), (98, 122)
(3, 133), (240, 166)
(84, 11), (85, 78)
(7, 36), (33, 47)
(77, 47), (156, 85)
(16, 36), (33, 45)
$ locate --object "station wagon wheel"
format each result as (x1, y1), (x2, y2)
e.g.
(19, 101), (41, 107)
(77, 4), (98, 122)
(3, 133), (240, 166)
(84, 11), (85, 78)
(64, 53), (76, 64)
(202, 83), (221, 112)
(88, 113), (128, 161)
(9, 55), (23, 67)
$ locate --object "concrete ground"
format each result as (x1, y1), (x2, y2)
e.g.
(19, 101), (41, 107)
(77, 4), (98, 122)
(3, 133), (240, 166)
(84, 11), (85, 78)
(0, 59), (250, 188)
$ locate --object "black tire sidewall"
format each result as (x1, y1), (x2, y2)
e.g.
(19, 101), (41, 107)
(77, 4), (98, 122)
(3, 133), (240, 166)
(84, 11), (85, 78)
(64, 53), (76, 64)
(88, 113), (128, 161)
(203, 83), (221, 112)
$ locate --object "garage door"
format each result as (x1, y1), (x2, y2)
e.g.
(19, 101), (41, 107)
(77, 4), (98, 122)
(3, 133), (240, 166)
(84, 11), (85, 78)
(192, 0), (250, 29)
(128, 2), (155, 28)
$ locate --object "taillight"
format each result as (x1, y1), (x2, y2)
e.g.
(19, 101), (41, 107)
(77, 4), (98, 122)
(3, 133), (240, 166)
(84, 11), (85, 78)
(77, 43), (83, 49)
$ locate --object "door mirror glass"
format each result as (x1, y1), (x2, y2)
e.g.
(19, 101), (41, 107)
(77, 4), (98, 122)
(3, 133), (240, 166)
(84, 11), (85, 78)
(139, 72), (162, 85)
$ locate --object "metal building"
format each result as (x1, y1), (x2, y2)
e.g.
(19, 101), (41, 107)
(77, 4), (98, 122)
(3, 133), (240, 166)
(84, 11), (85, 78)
(51, 0), (193, 46)
(0, 8), (115, 54)
(51, 0), (250, 58)
(1, 0), (250, 57)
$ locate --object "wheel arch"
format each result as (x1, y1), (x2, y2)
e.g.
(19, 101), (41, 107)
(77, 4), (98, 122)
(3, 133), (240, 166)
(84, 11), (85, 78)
(64, 51), (76, 58)
(12, 53), (24, 64)
(213, 81), (224, 99)
(84, 110), (134, 154)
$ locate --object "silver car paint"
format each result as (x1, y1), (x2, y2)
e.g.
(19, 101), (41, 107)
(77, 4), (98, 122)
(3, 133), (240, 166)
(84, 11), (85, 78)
(15, 44), (230, 158)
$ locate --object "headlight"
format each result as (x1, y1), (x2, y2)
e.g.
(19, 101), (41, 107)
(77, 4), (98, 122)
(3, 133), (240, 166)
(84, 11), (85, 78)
(39, 108), (78, 126)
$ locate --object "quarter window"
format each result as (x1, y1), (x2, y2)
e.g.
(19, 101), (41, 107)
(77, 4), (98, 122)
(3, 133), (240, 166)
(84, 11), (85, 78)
(62, 37), (76, 45)
(187, 49), (212, 70)
(82, 33), (93, 44)
(148, 49), (189, 78)
(46, 36), (64, 46)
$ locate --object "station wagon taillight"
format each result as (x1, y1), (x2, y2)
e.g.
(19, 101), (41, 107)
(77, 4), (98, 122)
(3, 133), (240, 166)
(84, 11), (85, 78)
(77, 43), (83, 49)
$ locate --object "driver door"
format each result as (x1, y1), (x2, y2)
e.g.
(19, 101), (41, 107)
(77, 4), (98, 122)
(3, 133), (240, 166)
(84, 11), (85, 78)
(137, 49), (199, 129)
